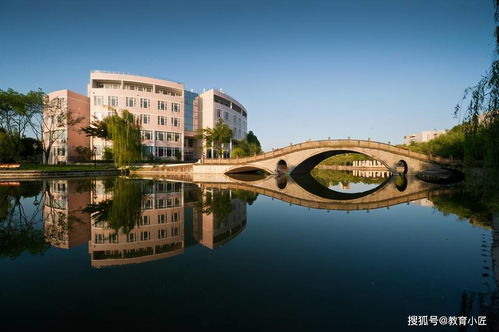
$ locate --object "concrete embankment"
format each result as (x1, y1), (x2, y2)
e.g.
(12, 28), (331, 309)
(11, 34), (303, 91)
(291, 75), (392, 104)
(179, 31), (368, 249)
(0, 169), (124, 180)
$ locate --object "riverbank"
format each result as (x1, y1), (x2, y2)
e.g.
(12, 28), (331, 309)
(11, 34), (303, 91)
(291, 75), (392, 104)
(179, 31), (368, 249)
(0, 165), (125, 179)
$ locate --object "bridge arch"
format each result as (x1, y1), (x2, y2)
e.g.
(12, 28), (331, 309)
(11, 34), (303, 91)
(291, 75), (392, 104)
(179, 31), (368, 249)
(290, 149), (391, 175)
(225, 165), (273, 175)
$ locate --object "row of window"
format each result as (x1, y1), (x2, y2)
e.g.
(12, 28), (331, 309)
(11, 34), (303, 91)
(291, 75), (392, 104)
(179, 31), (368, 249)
(143, 196), (181, 209)
(216, 109), (247, 129)
(94, 95), (181, 112)
(94, 226), (181, 244)
(140, 130), (181, 142)
(137, 114), (181, 127)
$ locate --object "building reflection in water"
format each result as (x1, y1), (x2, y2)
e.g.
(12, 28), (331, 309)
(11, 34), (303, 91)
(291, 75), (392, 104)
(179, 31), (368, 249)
(42, 179), (248, 267)
(43, 180), (91, 249)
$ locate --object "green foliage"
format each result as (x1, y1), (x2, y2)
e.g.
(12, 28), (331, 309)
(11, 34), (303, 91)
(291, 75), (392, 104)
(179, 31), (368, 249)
(400, 125), (465, 159)
(452, 3), (499, 181)
(231, 189), (259, 205)
(0, 130), (17, 162)
(311, 169), (386, 187)
(430, 191), (496, 229)
(74, 145), (94, 161)
(230, 131), (263, 158)
(83, 178), (143, 234)
(0, 184), (49, 258)
(103, 147), (113, 161)
(82, 117), (109, 139)
(319, 153), (372, 166)
(202, 190), (233, 220)
(197, 119), (233, 158)
(106, 109), (141, 167)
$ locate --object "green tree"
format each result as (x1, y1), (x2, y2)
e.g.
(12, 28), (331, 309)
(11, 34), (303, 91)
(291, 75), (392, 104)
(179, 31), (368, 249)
(454, 2), (499, 171)
(197, 119), (233, 158)
(230, 131), (263, 158)
(84, 109), (141, 167)
(83, 178), (143, 234)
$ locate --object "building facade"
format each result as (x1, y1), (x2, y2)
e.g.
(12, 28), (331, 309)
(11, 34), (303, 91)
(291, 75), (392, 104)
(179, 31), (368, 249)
(88, 71), (185, 161)
(198, 89), (248, 158)
(403, 129), (447, 145)
(44, 71), (248, 163)
(43, 90), (90, 164)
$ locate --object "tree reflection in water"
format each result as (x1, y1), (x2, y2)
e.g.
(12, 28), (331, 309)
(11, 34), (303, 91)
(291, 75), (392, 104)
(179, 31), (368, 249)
(0, 182), (48, 258)
(83, 177), (143, 234)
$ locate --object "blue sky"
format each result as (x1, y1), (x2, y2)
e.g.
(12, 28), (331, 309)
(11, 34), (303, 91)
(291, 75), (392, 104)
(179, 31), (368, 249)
(0, 0), (495, 150)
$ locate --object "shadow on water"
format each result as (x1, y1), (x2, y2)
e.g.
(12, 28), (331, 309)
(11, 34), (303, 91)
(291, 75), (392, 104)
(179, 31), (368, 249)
(290, 172), (392, 200)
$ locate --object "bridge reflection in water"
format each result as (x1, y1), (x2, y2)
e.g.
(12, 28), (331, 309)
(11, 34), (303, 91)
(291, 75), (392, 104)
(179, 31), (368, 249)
(38, 172), (452, 268)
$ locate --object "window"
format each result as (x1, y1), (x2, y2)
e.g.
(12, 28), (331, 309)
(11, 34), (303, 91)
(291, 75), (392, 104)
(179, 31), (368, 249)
(140, 114), (150, 124)
(166, 132), (181, 142)
(141, 130), (152, 140)
(157, 116), (166, 126)
(140, 215), (150, 225)
(57, 147), (65, 156)
(108, 96), (118, 107)
(140, 231), (150, 241)
(155, 131), (166, 141)
(158, 214), (166, 224)
(217, 109), (222, 119)
(94, 96), (104, 105)
(233, 114), (236, 124)
(158, 229), (167, 239)
(158, 100), (166, 110)
(156, 199), (165, 208)
(172, 103), (180, 112)
(172, 227), (180, 236)
(95, 234), (104, 244)
(171, 118), (180, 127)
(224, 112), (228, 121)
(172, 211), (179, 222)
(127, 233), (136, 242)
(140, 98), (150, 108)
(109, 233), (119, 243)
(126, 97), (136, 107)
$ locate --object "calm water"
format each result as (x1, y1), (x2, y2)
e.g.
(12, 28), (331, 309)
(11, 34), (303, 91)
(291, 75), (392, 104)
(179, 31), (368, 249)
(0, 173), (497, 331)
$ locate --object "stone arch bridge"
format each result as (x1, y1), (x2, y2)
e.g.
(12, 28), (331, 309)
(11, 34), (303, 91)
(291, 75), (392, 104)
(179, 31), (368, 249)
(195, 139), (458, 175)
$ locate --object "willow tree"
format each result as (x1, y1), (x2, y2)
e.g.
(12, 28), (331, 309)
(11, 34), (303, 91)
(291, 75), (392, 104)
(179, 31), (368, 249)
(105, 109), (141, 167)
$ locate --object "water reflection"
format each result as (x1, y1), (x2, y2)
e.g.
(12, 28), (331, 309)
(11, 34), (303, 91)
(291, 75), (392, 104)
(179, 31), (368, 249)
(0, 173), (494, 268)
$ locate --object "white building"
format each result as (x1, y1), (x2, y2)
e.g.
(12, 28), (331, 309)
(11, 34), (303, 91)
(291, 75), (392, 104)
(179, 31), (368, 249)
(403, 130), (447, 145)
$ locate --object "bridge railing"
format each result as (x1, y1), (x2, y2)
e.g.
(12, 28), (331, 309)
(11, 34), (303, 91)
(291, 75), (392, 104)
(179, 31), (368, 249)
(201, 139), (456, 165)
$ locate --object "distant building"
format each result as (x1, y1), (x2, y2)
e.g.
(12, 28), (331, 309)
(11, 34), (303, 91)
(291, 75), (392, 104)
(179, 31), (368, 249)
(403, 130), (447, 145)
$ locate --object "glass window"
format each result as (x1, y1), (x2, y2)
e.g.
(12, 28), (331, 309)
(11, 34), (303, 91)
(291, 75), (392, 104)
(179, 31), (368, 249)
(155, 131), (166, 141)
(141, 130), (152, 140)
(126, 97), (136, 107)
(158, 116), (166, 126)
(94, 96), (104, 106)
(158, 214), (166, 224)
(217, 109), (222, 119)
(224, 112), (228, 121)
(108, 96), (118, 107)
(172, 103), (180, 112)
(140, 114), (150, 124)
(127, 233), (136, 242)
(171, 118), (180, 127)
(140, 231), (150, 241)
(158, 100), (166, 110)
(158, 229), (167, 239)
(140, 98), (150, 108)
